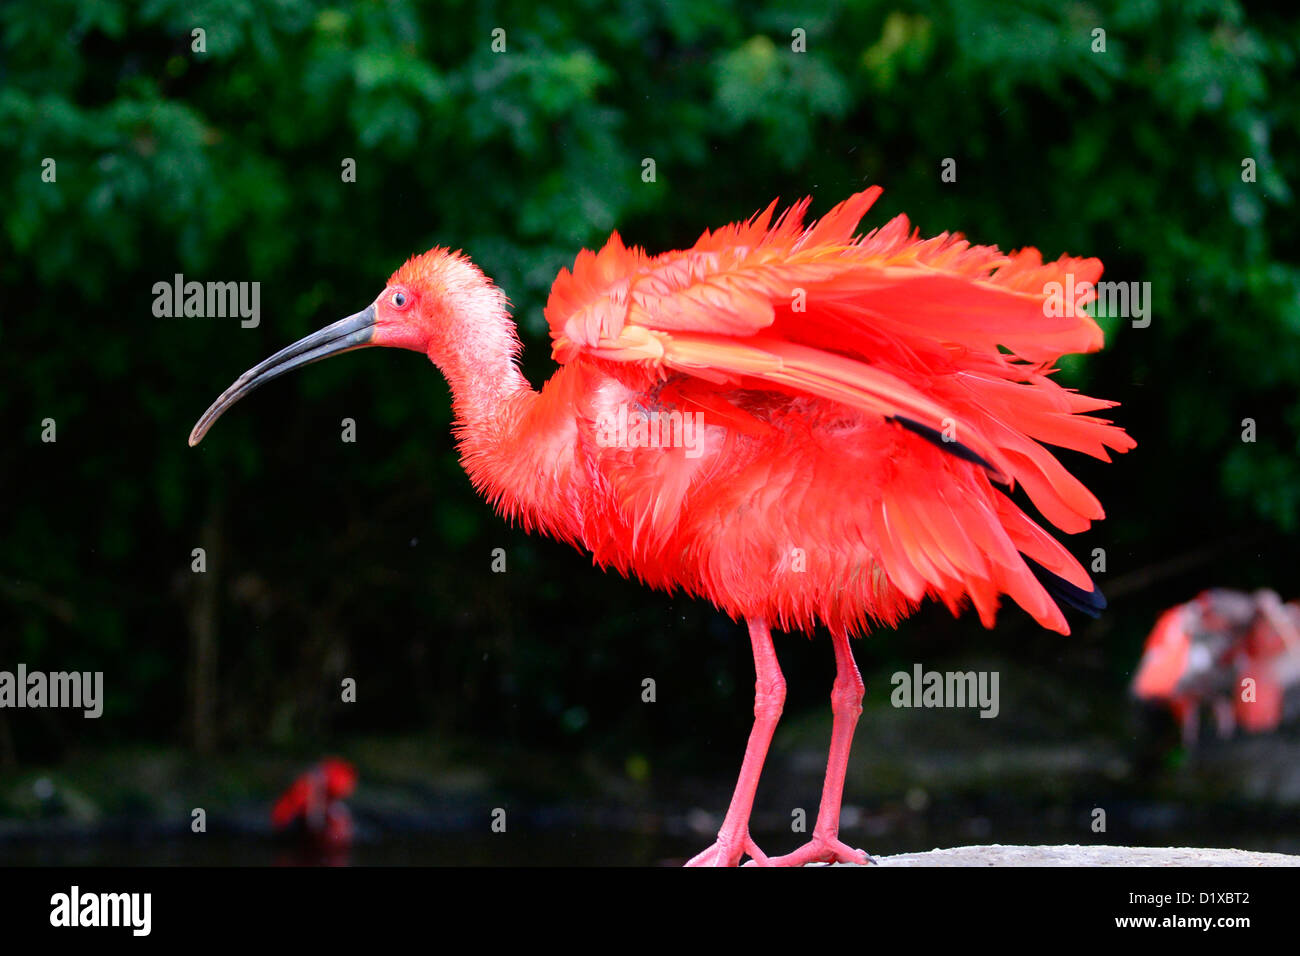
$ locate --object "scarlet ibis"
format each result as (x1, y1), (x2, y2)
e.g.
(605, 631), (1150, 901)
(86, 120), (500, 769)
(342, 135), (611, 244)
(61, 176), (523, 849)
(271, 757), (357, 849)
(191, 188), (1133, 866)
(1133, 589), (1300, 743)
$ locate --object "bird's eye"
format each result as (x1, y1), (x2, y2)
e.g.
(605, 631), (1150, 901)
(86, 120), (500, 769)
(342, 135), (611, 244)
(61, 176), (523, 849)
(392, 292), (407, 308)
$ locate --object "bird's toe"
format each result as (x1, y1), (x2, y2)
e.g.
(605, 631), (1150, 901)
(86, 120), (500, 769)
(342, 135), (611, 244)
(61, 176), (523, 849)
(766, 836), (874, 867)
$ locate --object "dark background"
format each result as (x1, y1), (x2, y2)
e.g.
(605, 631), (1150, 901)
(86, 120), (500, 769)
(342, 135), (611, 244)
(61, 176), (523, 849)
(2, 0), (1298, 864)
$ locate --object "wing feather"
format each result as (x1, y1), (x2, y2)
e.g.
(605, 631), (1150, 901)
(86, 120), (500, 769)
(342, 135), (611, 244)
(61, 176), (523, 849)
(545, 189), (1134, 632)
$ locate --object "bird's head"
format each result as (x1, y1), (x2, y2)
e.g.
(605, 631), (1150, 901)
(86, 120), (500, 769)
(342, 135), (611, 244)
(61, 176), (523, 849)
(188, 247), (513, 446)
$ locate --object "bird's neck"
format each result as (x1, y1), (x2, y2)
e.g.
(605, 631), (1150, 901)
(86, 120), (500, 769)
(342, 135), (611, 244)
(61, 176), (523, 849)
(437, 342), (533, 433)
(438, 339), (586, 543)
(428, 278), (583, 541)
(425, 278), (533, 431)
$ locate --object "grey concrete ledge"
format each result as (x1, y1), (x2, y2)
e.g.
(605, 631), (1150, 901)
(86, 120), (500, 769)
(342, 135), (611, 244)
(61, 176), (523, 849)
(865, 844), (1300, 866)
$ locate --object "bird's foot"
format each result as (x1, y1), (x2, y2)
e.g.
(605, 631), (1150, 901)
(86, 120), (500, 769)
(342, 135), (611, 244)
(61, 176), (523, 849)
(755, 834), (874, 867)
(685, 832), (770, 867)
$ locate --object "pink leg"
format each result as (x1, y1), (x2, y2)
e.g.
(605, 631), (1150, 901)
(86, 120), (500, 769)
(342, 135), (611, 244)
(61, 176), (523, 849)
(764, 629), (872, 866)
(686, 618), (785, 867)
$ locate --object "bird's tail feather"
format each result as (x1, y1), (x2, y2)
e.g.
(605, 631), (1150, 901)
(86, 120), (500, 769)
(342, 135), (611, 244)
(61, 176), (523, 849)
(1022, 553), (1107, 619)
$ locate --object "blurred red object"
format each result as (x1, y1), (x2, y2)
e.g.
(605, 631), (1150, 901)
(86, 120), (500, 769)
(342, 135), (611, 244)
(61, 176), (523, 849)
(272, 757), (358, 848)
(1132, 589), (1300, 744)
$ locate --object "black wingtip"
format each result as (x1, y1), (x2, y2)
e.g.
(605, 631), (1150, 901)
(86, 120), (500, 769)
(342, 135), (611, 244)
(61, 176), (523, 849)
(888, 415), (1003, 480)
(1022, 554), (1107, 619)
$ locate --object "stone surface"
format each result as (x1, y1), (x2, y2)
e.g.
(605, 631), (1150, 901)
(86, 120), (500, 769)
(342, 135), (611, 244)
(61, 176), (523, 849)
(866, 844), (1300, 867)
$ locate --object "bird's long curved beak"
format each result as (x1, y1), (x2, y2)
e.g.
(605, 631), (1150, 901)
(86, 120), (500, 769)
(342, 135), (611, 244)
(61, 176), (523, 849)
(188, 304), (377, 446)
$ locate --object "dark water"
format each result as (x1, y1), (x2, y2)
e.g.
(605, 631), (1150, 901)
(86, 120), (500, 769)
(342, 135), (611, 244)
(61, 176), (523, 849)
(9, 725), (1300, 865)
(8, 816), (1300, 866)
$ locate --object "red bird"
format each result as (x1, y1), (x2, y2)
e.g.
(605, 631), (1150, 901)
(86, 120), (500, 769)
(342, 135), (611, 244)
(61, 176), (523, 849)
(191, 188), (1133, 866)
(1134, 589), (1300, 743)
(271, 757), (358, 848)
